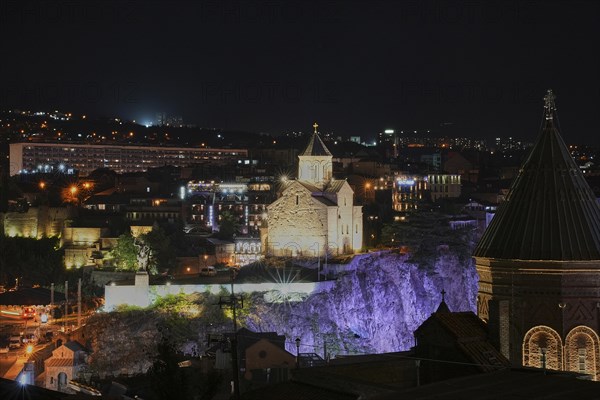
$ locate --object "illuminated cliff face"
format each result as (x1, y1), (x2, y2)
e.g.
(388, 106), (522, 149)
(85, 251), (477, 377)
(242, 251), (478, 356)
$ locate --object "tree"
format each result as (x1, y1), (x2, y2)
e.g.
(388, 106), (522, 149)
(217, 210), (239, 240)
(111, 232), (137, 271)
(141, 225), (175, 274)
(0, 236), (64, 285)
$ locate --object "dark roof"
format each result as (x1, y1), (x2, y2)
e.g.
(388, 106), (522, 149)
(242, 380), (356, 400)
(415, 310), (510, 372)
(0, 377), (79, 399)
(0, 287), (65, 306)
(300, 133), (332, 157)
(474, 93), (600, 260)
(436, 300), (450, 313)
(64, 341), (87, 353)
(376, 368), (600, 400)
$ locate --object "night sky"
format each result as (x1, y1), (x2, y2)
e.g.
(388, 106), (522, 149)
(2, 0), (599, 143)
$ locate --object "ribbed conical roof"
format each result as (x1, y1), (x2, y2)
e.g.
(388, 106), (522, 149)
(300, 132), (332, 156)
(474, 91), (600, 261)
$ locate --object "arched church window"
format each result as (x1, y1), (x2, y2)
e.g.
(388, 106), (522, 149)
(523, 325), (563, 370)
(296, 195), (299, 206)
(565, 325), (599, 380)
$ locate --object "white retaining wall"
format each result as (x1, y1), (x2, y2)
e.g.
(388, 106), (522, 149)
(104, 280), (336, 311)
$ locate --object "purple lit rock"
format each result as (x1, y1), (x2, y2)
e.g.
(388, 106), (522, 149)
(242, 251), (478, 356)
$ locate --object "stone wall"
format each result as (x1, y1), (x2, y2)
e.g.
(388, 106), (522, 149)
(104, 280), (336, 311)
(90, 270), (135, 287)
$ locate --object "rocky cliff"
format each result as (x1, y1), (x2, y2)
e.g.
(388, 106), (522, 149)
(84, 251), (478, 376)
(243, 251), (478, 356)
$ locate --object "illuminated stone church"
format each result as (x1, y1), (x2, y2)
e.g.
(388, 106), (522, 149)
(474, 90), (600, 380)
(264, 124), (363, 257)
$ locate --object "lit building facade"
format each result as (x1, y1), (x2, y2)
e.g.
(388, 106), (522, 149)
(392, 174), (461, 211)
(474, 91), (600, 380)
(9, 142), (247, 176)
(187, 180), (275, 236)
(265, 124), (363, 257)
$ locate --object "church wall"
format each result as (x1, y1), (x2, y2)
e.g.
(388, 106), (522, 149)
(477, 257), (600, 374)
(326, 207), (339, 255)
(266, 183), (328, 256)
(298, 156), (332, 187)
(352, 205), (363, 251)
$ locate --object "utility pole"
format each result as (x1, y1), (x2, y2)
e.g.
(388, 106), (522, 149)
(64, 280), (68, 331)
(77, 278), (82, 328)
(218, 269), (242, 399)
(50, 283), (54, 320)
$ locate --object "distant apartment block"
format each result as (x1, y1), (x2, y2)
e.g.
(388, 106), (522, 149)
(9, 142), (248, 176)
(393, 174), (461, 211)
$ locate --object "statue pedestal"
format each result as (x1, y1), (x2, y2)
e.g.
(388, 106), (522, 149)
(135, 271), (149, 286)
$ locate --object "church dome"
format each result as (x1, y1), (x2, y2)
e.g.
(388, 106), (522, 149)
(474, 90), (600, 261)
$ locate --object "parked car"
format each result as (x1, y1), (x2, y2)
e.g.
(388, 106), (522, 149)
(200, 266), (217, 276)
(9, 336), (21, 349)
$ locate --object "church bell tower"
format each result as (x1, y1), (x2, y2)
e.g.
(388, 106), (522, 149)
(297, 122), (333, 189)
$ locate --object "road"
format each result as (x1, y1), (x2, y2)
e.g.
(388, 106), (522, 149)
(0, 313), (63, 380)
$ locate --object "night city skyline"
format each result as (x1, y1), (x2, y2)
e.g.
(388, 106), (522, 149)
(2, 1), (600, 143)
(3, 2), (600, 399)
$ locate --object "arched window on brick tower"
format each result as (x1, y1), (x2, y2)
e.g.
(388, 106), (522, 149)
(565, 326), (600, 381)
(523, 326), (563, 371)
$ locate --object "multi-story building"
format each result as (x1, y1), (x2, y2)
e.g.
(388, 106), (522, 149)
(428, 174), (461, 201)
(392, 174), (461, 211)
(9, 142), (247, 176)
(187, 180), (275, 236)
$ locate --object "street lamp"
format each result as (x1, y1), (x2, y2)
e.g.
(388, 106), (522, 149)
(295, 337), (301, 369)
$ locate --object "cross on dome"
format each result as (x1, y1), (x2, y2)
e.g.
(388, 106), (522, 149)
(544, 89), (556, 121)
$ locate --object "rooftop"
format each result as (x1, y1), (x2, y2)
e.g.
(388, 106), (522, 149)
(300, 132), (332, 157)
(474, 90), (600, 260)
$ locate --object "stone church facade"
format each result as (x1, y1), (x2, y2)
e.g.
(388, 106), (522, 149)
(474, 91), (600, 380)
(264, 125), (362, 257)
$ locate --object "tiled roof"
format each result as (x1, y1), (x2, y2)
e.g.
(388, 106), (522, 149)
(474, 93), (600, 260)
(45, 358), (75, 368)
(417, 308), (510, 372)
(323, 180), (347, 193)
(313, 196), (337, 207)
(301, 133), (332, 157)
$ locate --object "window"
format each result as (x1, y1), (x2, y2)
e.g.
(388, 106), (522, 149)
(296, 195), (299, 205)
(578, 348), (586, 373)
(539, 347), (547, 368)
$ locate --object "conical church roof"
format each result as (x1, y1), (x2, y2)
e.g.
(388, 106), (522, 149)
(300, 132), (332, 156)
(474, 90), (600, 261)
